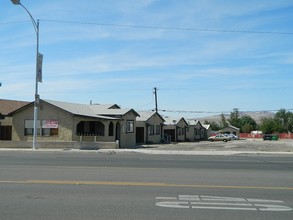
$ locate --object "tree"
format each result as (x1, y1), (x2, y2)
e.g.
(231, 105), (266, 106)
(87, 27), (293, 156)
(228, 109), (241, 128)
(240, 115), (257, 133)
(241, 124), (253, 133)
(259, 117), (276, 134)
(274, 109), (293, 133)
(220, 113), (228, 128)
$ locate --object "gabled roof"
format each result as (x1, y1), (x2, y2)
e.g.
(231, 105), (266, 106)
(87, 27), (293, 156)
(137, 111), (165, 122)
(187, 120), (203, 127)
(164, 117), (188, 126)
(202, 124), (211, 130)
(93, 108), (139, 117)
(225, 125), (240, 131)
(43, 100), (107, 119)
(44, 100), (139, 119)
(0, 99), (30, 115)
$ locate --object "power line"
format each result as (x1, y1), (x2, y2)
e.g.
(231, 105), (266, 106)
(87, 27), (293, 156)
(39, 19), (293, 35)
(3, 19), (292, 35)
(158, 108), (293, 114)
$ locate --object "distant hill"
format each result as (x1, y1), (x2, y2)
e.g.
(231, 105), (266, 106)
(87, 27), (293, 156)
(198, 111), (275, 124)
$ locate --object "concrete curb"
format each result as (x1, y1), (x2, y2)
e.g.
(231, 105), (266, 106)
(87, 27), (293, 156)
(97, 149), (293, 156)
(1, 148), (293, 156)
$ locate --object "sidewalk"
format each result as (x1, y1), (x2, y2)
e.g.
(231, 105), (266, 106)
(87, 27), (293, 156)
(1, 139), (292, 156)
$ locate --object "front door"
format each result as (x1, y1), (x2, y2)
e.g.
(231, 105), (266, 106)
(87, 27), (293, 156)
(136, 127), (144, 144)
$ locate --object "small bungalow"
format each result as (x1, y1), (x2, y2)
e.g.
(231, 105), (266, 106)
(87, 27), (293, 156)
(186, 120), (206, 141)
(221, 125), (240, 136)
(136, 111), (165, 144)
(163, 117), (188, 142)
(9, 99), (139, 148)
(0, 99), (29, 140)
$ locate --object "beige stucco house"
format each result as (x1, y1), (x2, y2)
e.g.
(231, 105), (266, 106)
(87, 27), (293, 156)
(9, 99), (139, 148)
(136, 111), (165, 144)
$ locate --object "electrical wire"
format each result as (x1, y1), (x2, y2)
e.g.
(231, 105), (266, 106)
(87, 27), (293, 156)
(39, 19), (293, 35)
(157, 108), (293, 114)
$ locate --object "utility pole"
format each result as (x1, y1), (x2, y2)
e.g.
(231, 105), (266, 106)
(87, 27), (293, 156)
(153, 87), (158, 113)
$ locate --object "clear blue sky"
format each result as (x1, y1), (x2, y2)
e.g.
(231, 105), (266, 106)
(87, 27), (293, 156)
(1, 0), (292, 118)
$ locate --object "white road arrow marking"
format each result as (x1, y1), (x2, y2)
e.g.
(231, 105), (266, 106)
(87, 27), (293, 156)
(155, 195), (293, 212)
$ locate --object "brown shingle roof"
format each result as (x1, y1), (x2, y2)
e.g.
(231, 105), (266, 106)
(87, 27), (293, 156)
(0, 99), (30, 115)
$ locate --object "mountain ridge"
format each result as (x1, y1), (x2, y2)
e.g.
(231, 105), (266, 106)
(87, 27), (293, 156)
(197, 111), (275, 124)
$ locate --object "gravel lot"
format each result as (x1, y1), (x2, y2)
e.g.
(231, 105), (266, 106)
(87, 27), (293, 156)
(141, 139), (293, 152)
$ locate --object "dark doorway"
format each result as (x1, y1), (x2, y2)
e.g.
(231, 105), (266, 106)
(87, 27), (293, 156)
(115, 122), (121, 148)
(164, 129), (176, 142)
(136, 127), (144, 144)
(0, 125), (12, 140)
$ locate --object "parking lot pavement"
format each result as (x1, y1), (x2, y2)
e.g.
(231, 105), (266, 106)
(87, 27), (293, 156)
(139, 139), (293, 153)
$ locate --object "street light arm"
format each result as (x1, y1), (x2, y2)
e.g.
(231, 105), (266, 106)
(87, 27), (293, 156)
(18, 3), (38, 35)
(11, 0), (38, 35)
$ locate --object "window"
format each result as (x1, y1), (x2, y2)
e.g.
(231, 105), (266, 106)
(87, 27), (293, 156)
(42, 120), (59, 136)
(109, 122), (114, 136)
(25, 120), (58, 136)
(155, 125), (161, 135)
(148, 125), (154, 135)
(178, 127), (185, 136)
(24, 120), (40, 136)
(42, 128), (58, 136)
(126, 120), (134, 133)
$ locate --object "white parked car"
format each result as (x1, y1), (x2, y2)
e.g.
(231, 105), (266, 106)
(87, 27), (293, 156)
(227, 134), (239, 140)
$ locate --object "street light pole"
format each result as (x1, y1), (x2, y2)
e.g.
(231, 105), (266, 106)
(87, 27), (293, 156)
(11, 0), (43, 150)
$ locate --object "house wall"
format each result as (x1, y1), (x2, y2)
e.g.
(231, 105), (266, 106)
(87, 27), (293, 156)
(12, 102), (74, 141)
(119, 111), (137, 148)
(136, 114), (164, 144)
(185, 125), (194, 141)
(205, 127), (212, 138)
(222, 126), (240, 136)
(186, 123), (207, 141)
(147, 114), (164, 144)
(177, 119), (187, 142)
(0, 117), (12, 126)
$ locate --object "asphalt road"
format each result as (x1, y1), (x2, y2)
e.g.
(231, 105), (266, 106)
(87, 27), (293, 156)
(0, 151), (292, 220)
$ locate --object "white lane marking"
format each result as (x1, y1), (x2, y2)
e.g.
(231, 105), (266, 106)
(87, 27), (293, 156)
(191, 202), (253, 207)
(247, 199), (284, 203)
(156, 201), (190, 209)
(155, 197), (177, 200)
(179, 195), (200, 201)
(155, 195), (293, 212)
(192, 206), (257, 211)
(200, 195), (246, 202)
(256, 204), (293, 212)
